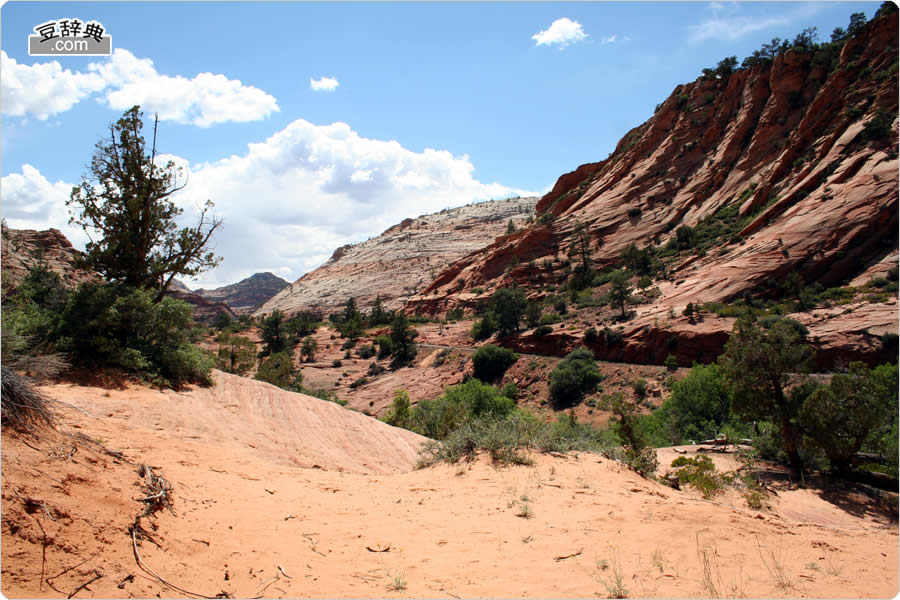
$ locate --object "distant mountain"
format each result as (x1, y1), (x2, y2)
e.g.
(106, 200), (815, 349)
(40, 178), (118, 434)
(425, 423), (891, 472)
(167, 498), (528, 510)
(194, 272), (290, 314)
(254, 197), (538, 318)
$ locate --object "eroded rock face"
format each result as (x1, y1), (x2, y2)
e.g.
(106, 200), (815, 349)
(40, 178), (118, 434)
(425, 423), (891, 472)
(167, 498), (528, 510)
(409, 14), (898, 364)
(0, 225), (96, 289)
(255, 197), (538, 318)
(193, 272), (289, 314)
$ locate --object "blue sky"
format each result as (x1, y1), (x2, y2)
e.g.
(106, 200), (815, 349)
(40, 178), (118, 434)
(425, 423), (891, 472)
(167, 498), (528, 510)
(1, 1), (883, 287)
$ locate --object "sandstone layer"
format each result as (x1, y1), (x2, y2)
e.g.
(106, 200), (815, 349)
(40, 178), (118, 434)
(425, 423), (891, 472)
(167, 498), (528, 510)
(255, 197), (538, 318)
(0, 225), (95, 289)
(408, 14), (898, 365)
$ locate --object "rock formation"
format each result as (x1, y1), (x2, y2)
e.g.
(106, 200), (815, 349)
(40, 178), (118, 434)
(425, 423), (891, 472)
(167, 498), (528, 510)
(0, 225), (95, 289)
(407, 13), (898, 367)
(255, 197), (538, 317)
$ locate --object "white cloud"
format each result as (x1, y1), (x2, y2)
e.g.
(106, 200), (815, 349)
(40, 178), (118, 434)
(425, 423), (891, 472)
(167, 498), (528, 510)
(1, 48), (279, 126)
(1, 50), (106, 120)
(532, 18), (588, 48)
(310, 76), (339, 92)
(0, 165), (89, 248)
(688, 3), (825, 43)
(2, 120), (537, 288)
(601, 35), (617, 44)
(169, 119), (536, 287)
(91, 50), (279, 126)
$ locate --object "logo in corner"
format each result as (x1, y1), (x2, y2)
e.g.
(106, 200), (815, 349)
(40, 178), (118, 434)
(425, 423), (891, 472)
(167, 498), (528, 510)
(28, 18), (112, 56)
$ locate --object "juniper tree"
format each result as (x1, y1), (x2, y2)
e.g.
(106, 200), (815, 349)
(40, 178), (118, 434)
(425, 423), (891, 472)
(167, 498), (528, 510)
(68, 106), (221, 300)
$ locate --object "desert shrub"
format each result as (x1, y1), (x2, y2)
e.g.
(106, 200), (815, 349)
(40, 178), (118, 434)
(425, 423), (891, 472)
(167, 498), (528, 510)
(664, 364), (733, 443)
(215, 332), (256, 375)
(389, 313), (418, 364)
(407, 378), (515, 441)
(471, 314), (497, 341)
(54, 283), (213, 388)
(605, 392), (658, 477)
(356, 344), (376, 359)
(584, 327), (600, 344)
(664, 354), (679, 371)
(490, 286), (528, 336)
(1, 366), (53, 430)
(300, 385), (346, 405)
(375, 334), (393, 358)
(350, 377), (369, 389)
(300, 335), (318, 362)
(668, 456), (725, 499)
(432, 348), (449, 367)
(553, 298), (568, 315)
(632, 378), (648, 399)
(862, 109), (893, 141)
(472, 344), (519, 382)
(367, 362), (387, 377)
(341, 339), (356, 350)
(417, 410), (614, 466)
(255, 351), (301, 391)
(445, 307), (464, 321)
(499, 382), (519, 401)
(802, 361), (897, 474)
(540, 312), (562, 326)
(383, 390), (412, 428)
(534, 325), (553, 337)
(332, 359), (342, 368)
(549, 348), (603, 408)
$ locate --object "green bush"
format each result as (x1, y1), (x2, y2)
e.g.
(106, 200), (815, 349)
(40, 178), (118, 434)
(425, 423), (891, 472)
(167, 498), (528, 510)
(802, 362), (897, 473)
(255, 351), (301, 391)
(383, 390), (412, 428)
(472, 344), (519, 382)
(417, 410), (615, 467)
(357, 344), (376, 359)
(664, 354), (679, 371)
(490, 286), (528, 336)
(375, 334), (393, 358)
(665, 364), (733, 443)
(499, 382), (519, 401)
(549, 348), (603, 408)
(471, 315), (498, 340)
(407, 378), (516, 440)
(350, 377), (369, 389)
(631, 378), (648, 399)
(215, 332), (256, 375)
(534, 325), (553, 337)
(668, 456), (725, 499)
(55, 283), (213, 388)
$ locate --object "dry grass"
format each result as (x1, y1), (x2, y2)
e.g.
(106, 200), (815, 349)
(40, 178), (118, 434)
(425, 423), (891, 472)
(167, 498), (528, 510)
(1, 366), (54, 430)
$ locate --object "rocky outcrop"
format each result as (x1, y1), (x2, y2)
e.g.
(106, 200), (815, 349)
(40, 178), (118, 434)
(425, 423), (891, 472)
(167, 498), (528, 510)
(255, 197), (538, 317)
(1, 225), (234, 325)
(0, 225), (96, 289)
(193, 272), (289, 314)
(166, 289), (235, 325)
(409, 14), (898, 363)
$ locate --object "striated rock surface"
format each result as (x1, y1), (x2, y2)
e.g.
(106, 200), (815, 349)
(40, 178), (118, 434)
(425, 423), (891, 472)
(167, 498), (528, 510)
(255, 197), (538, 317)
(409, 14), (898, 364)
(193, 272), (289, 314)
(0, 225), (96, 289)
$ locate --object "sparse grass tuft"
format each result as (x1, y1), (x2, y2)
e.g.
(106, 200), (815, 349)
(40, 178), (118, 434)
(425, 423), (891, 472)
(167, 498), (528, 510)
(386, 573), (407, 592)
(756, 536), (792, 590)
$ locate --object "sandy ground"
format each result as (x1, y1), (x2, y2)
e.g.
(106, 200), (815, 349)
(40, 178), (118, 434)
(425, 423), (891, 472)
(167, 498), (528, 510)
(2, 374), (897, 599)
